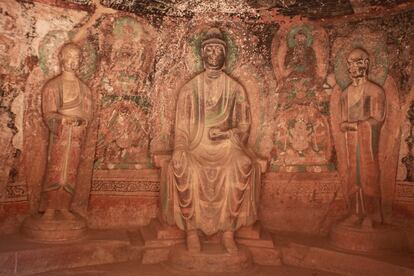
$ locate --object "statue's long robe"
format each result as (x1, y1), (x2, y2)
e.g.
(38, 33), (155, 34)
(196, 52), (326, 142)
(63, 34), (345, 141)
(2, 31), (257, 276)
(340, 80), (385, 211)
(163, 71), (260, 235)
(41, 76), (92, 210)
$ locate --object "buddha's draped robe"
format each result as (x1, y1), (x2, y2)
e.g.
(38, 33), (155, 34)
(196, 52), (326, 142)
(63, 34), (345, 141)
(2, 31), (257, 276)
(41, 76), (92, 210)
(163, 71), (260, 235)
(340, 80), (385, 218)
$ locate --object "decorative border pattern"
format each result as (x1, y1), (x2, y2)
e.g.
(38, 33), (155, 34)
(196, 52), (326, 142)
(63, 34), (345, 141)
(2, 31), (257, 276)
(91, 169), (160, 196)
(91, 180), (160, 195)
(395, 182), (414, 202)
(263, 173), (342, 204)
(1, 182), (28, 202)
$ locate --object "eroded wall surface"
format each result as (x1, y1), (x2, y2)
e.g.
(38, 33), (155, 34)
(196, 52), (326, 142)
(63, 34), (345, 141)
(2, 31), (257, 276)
(0, 0), (413, 235)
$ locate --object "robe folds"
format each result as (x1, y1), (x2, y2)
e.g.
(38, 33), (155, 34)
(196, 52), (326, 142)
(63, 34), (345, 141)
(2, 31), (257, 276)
(41, 76), (93, 210)
(340, 81), (385, 200)
(162, 71), (260, 235)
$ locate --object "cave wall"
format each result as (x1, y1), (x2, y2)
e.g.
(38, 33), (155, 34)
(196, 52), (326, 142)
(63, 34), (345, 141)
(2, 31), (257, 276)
(0, 0), (413, 235)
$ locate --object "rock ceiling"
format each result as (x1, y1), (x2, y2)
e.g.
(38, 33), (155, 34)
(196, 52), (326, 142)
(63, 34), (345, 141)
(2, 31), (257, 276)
(27, 0), (414, 19)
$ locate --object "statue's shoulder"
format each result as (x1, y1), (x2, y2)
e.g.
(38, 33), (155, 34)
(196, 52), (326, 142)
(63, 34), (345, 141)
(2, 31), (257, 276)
(365, 80), (385, 96)
(222, 73), (244, 92)
(78, 79), (92, 93)
(179, 73), (202, 95)
(43, 75), (61, 89)
(41, 75), (62, 96)
(224, 73), (241, 86)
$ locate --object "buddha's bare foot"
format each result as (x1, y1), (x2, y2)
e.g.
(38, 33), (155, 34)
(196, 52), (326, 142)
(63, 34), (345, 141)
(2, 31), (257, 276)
(42, 209), (56, 220)
(186, 230), (201, 253)
(223, 231), (238, 253)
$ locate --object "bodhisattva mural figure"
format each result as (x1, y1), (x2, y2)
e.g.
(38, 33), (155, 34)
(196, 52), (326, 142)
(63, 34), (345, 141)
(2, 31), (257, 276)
(22, 43), (92, 241)
(339, 48), (385, 227)
(164, 28), (260, 253)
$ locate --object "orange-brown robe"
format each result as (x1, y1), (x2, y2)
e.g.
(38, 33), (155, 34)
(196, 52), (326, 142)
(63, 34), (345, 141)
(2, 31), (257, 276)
(41, 76), (93, 210)
(340, 80), (385, 219)
(162, 71), (260, 235)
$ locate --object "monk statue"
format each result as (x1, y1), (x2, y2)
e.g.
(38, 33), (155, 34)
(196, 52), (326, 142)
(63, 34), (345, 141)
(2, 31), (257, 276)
(162, 28), (260, 253)
(22, 43), (93, 241)
(339, 48), (385, 227)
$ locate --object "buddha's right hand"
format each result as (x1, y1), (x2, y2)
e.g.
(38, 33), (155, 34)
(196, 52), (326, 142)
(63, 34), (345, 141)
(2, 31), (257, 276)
(209, 127), (229, 140)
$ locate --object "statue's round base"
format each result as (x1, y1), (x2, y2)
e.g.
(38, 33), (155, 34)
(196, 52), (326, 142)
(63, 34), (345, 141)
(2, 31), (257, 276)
(330, 222), (405, 253)
(21, 211), (87, 242)
(167, 243), (253, 273)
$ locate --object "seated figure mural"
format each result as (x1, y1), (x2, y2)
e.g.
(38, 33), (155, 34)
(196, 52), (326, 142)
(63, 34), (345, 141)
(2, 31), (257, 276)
(339, 48), (385, 227)
(22, 43), (93, 241)
(162, 28), (261, 253)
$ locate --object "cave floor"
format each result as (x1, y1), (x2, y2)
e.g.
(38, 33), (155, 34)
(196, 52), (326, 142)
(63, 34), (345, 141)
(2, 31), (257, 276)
(34, 261), (340, 276)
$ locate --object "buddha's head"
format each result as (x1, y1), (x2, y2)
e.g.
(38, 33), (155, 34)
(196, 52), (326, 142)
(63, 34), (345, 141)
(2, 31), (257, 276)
(201, 28), (226, 70)
(294, 31), (307, 47)
(59, 43), (81, 73)
(347, 48), (369, 79)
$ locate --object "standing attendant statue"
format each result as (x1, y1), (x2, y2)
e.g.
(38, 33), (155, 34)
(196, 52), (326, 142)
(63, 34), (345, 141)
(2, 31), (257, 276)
(339, 48), (385, 227)
(22, 43), (93, 241)
(163, 28), (261, 253)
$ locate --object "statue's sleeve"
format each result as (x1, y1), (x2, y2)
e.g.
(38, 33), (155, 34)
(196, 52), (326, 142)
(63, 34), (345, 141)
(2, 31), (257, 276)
(174, 85), (192, 152)
(340, 92), (348, 123)
(232, 85), (251, 144)
(41, 81), (62, 129)
(368, 88), (385, 125)
(82, 83), (93, 123)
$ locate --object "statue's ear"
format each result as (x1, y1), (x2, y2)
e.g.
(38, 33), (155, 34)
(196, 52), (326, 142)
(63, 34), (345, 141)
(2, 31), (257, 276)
(200, 45), (205, 57)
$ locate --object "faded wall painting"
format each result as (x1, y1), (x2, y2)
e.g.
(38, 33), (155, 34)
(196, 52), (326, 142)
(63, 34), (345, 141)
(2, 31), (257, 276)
(93, 16), (155, 172)
(270, 24), (333, 173)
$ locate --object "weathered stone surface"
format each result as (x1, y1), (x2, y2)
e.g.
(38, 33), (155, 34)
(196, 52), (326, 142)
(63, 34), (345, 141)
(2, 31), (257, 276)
(330, 223), (406, 253)
(88, 195), (158, 229)
(248, 247), (281, 266)
(281, 240), (414, 276)
(261, 172), (345, 235)
(0, 0), (413, 273)
(168, 243), (253, 273)
(142, 248), (170, 265)
(0, 230), (142, 275)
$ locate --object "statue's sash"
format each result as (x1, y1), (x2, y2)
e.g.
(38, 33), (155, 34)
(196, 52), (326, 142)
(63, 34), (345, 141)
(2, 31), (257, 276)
(188, 72), (232, 150)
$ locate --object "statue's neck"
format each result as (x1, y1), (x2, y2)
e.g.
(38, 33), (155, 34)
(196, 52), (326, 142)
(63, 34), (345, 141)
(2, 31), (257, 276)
(352, 76), (367, 87)
(205, 68), (222, 79)
(62, 71), (78, 81)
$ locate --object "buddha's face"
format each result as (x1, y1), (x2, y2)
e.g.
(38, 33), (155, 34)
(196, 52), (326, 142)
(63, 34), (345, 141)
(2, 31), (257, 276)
(347, 50), (369, 79)
(294, 32), (307, 47)
(202, 43), (225, 70)
(61, 48), (80, 73)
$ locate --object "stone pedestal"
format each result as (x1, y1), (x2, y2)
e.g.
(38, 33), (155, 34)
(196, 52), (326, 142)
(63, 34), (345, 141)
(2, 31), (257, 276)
(21, 212), (87, 242)
(330, 223), (405, 252)
(236, 222), (282, 266)
(139, 220), (281, 267)
(139, 219), (185, 264)
(168, 243), (253, 273)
